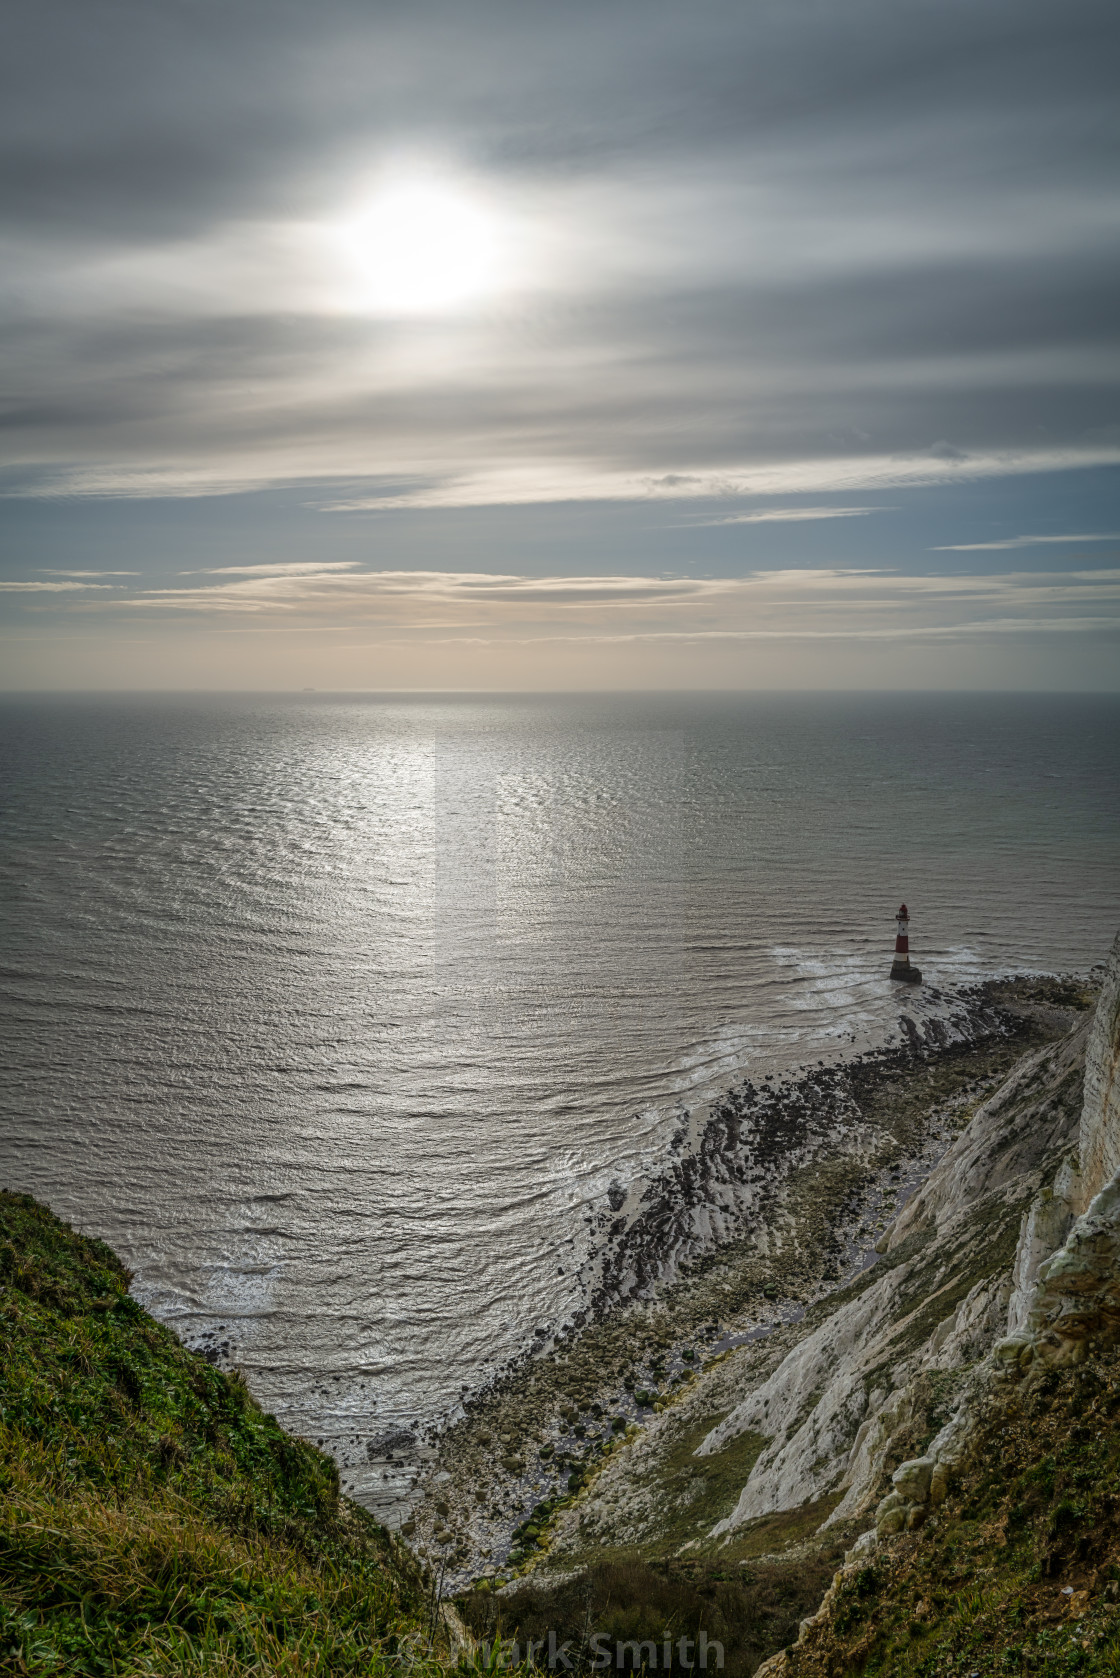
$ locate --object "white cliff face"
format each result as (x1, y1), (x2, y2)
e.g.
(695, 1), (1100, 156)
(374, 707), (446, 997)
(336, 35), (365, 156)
(699, 1009), (1093, 1537)
(1076, 930), (1120, 1211)
(994, 932), (1120, 1375)
(1004, 1174), (1078, 1337)
(703, 944), (1119, 1678)
(874, 931), (1120, 1543)
(882, 1028), (1089, 1255)
(699, 1283), (890, 1524)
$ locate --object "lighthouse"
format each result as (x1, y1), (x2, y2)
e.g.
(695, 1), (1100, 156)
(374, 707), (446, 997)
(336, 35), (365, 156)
(889, 903), (922, 984)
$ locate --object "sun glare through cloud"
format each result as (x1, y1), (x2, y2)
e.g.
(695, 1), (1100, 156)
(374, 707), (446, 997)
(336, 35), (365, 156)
(333, 171), (507, 314)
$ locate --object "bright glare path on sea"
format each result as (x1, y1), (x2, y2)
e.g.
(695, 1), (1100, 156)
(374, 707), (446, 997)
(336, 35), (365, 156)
(1, 692), (1118, 1495)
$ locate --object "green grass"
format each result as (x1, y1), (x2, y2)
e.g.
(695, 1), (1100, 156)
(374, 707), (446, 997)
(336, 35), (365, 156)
(0, 1191), (449, 1677)
(457, 1553), (836, 1678)
(782, 1349), (1120, 1677)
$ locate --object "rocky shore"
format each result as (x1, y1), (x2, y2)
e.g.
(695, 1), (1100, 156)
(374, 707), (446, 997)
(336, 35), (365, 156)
(406, 973), (1096, 1593)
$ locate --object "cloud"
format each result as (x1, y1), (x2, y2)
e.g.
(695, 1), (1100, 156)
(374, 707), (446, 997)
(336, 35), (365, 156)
(684, 506), (888, 526)
(27, 566), (1111, 661)
(0, 579), (114, 591)
(7, 559), (1116, 688)
(113, 570), (713, 614)
(925, 441), (970, 462)
(305, 448), (1118, 515)
(2, 0), (1118, 702)
(932, 533), (1120, 551)
(184, 561), (361, 575)
(0, 0), (1117, 526)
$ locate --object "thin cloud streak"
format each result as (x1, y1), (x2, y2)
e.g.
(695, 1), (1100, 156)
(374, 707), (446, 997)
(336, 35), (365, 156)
(684, 506), (888, 526)
(310, 449), (1120, 515)
(932, 533), (1120, 550)
(344, 617), (1120, 646)
(23, 568), (1115, 667)
(0, 579), (114, 591)
(183, 561), (361, 576)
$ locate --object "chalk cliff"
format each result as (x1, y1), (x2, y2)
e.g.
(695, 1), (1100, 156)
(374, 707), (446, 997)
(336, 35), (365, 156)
(754, 928), (1120, 1676)
(697, 1008), (1092, 1535)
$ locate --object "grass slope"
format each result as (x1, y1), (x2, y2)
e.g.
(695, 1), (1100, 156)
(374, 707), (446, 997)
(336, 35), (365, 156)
(786, 1350), (1120, 1677)
(0, 1191), (445, 1677)
(458, 1552), (836, 1678)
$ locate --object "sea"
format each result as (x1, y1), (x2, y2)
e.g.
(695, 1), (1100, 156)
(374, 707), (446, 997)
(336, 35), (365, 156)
(1, 690), (1118, 1506)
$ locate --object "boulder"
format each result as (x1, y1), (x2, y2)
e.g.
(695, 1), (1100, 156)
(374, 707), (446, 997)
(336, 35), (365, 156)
(891, 1456), (934, 1502)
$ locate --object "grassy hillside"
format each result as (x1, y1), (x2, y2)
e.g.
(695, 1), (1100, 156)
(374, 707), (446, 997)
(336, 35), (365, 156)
(784, 1349), (1120, 1677)
(0, 1191), (447, 1677)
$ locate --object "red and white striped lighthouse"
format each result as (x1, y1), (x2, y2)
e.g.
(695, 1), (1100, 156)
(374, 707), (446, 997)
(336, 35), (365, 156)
(889, 903), (922, 984)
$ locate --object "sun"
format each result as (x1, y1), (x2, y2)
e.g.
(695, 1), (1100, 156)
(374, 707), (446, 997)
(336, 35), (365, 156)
(339, 175), (503, 314)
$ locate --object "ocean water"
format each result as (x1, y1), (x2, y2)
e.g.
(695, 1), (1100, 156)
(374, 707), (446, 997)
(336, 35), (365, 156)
(1, 691), (1118, 1493)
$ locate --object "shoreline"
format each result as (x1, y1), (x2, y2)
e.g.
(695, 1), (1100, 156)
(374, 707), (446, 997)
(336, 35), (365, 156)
(403, 971), (1097, 1590)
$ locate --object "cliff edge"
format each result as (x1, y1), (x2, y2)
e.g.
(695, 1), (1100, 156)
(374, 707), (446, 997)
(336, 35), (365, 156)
(759, 928), (1120, 1676)
(0, 1191), (448, 1677)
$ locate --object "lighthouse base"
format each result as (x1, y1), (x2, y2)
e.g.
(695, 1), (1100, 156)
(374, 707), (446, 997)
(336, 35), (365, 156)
(890, 959), (922, 984)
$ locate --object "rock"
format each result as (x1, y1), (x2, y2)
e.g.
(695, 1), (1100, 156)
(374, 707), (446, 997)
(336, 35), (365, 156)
(845, 1528), (878, 1563)
(875, 1489), (906, 1535)
(891, 1456), (934, 1502)
(1006, 1181), (1078, 1335)
(1076, 930), (1120, 1211)
(884, 1022), (1090, 1255)
(993, 1334), (1033, 1368)
(922, 1274), (1013, 1371)
(753, 1653), (788, 1678)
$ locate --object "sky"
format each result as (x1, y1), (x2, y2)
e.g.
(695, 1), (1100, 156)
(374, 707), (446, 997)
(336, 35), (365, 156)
(1, 0), (1118, 690)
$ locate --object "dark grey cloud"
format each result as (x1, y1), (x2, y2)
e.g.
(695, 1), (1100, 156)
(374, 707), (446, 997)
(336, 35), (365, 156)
(3, 246), (1115, 485)
(3, 0), (1116, 234)
(0, 0), (1116, 520)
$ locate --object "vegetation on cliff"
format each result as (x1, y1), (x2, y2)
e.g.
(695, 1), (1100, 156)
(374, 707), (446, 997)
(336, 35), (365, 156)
(0, 1191), (443, 1677)
(458, 1552), (836, 1678)
(783, 1349), (1120, 1676)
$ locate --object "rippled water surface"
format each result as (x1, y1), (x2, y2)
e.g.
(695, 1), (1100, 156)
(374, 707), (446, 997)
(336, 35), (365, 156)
(2, 691), (1118, 1482)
